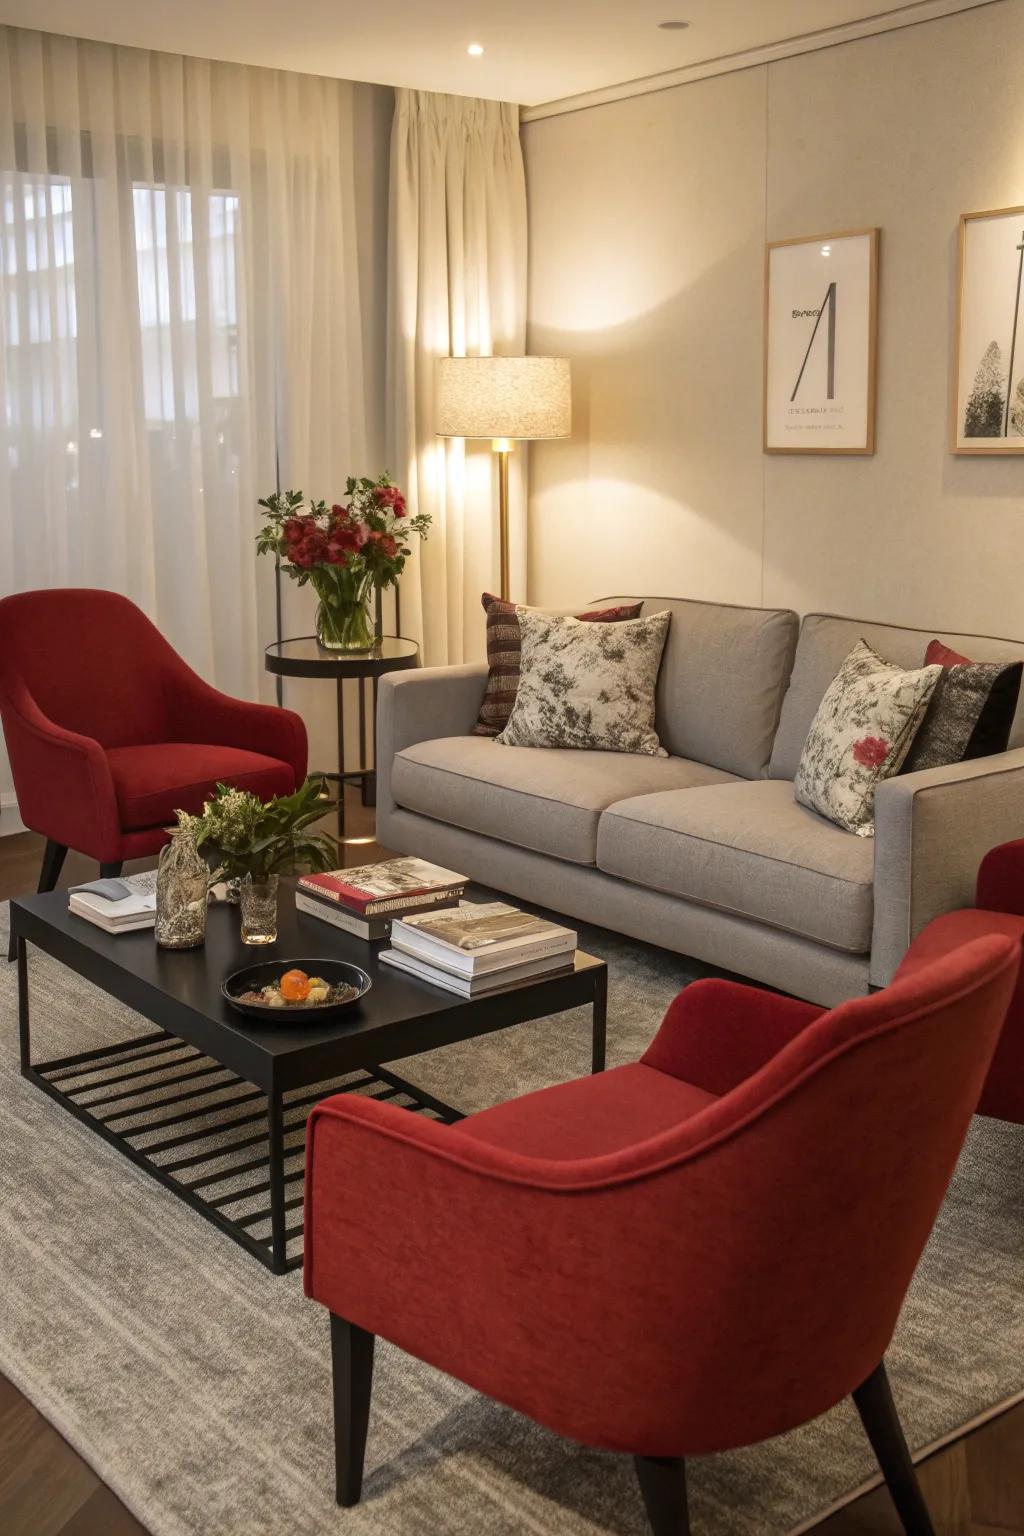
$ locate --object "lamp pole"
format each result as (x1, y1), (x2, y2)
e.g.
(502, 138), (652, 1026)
(493, 438), (513, 601)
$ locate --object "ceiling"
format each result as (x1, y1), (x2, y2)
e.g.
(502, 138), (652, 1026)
(0, 0), (995, 107)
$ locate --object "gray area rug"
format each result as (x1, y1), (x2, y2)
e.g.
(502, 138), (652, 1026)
(1, 899), (1022, 1536)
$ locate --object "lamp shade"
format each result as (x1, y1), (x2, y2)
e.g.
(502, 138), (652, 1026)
(436, 356), (571, 440)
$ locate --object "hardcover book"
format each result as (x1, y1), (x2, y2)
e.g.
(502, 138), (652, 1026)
(298, 857), (467, 916)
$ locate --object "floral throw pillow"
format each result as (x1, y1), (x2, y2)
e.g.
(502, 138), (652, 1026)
(473, 593), (643, 737)
(496, 608), (671, 756)
(794, 640), (942, 836)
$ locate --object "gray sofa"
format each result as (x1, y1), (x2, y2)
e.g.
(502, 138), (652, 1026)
(376, 597), (1024, 1006)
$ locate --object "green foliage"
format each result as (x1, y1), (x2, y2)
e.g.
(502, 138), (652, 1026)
(177, 777), (337, 883)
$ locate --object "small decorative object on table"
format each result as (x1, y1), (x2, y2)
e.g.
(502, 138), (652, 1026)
(155, 826), (213, 950)
(257, 475), (430, 652)
(178, 777), (337, 946)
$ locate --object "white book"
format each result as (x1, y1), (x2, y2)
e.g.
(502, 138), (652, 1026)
(70, 891), (156, 925)
(392, 902), (576, 976)
(69, 903), (156, 934)
(295, 891), (389, 940)
(380, 946), (574, 997)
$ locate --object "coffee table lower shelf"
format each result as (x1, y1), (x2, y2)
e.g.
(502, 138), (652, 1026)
(24, 1028), (463, 1274)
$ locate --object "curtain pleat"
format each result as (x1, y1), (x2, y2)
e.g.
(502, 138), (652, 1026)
(386, 89), (528, 665)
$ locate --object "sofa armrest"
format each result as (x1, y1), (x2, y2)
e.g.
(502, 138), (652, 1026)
(642, 979), (825, 1094)
(0, 689), (121, 861)
(872, 749), (1024, 985)
(375, 663), (487, 815)
(167, 672), (308, 786)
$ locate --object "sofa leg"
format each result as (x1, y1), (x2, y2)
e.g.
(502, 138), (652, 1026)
(100, 860), (123, 879)
(853, 1361), (935, 1536)
(330, 1314), (375, 1507)
(634, 1455), (690, 1536)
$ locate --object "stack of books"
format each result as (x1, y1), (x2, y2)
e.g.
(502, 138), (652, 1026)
(380, 901), (577, 997)
(296, 857), (468, 940)
(68, 871), (158, 934)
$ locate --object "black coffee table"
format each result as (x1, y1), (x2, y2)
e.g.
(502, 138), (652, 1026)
(11, 886), (607, 1274)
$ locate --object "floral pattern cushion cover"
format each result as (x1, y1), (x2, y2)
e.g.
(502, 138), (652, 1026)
(473, 593), (643, 737)
(794, 640), (942, 836)
(496, 608), (671, 756)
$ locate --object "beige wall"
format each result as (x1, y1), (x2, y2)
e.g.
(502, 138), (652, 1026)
(523, 1), (1024, 636)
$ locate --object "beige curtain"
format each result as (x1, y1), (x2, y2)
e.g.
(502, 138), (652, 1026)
(0, 25), (387, 800)
(386, 90), (527, 665)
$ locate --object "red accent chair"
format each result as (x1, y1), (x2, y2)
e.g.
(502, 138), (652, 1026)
(0, 589), (307, 910)
(895, 838), (1024, 1125)
(304, 933), (1018, 1536)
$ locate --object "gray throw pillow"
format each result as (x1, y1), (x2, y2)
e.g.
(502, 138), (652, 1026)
(793, 640), (941, 836)
(496, 608), (671, 756)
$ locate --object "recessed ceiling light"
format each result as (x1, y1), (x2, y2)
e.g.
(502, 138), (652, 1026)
(467, 42), (484, 56)
(658, 19), (690, 29)
(821, 244), (831, 256)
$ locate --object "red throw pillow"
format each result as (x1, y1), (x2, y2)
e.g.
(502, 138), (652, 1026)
(473, 593), (644, 737)
(901, 638), (1023, 772)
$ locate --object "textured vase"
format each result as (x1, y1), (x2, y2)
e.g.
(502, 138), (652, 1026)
(240, 873), (279, 945)
(155, 829), (208, 950)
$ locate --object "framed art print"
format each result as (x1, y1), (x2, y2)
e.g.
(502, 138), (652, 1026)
(764, 228), (879, 454)
(953, 206), (1024, 454)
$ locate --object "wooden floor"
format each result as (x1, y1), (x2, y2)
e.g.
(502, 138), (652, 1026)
(1, 812), (1022, 1536)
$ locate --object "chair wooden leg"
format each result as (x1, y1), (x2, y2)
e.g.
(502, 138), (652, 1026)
(634, 1455), (691, 1536)
(853, 1361), (936, 1536)
(330, 1314), (375, 1507)
(100, 860), (123, 879)
(39, 839), (68, 892)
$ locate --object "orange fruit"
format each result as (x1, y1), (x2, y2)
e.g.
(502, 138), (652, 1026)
(280, 968), (311, 1002)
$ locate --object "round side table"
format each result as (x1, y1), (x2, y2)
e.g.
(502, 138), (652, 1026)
(264, 635), (419, 839)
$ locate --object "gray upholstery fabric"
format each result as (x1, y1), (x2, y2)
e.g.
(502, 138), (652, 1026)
(376, 664), (488, 817)
(771, 613), (1024, 781)
(872, 746), (1024, 985)
(391, 736), (737, 865)
(376, 803), (872, 1006)
(594, 595), (798, 778)
(597, 779), (874, 952)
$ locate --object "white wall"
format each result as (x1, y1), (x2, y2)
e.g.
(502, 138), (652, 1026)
(524, 1), (1024, 635)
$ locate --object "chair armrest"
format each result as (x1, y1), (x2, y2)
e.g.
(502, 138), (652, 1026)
(641, 979), (825, 1094)
(976, 838), (1024, 915)
(375, 663), (488, 815)
(167, 673), (308, 786)
(0, 690), (121, 860)
(872, 749), (1024, 985)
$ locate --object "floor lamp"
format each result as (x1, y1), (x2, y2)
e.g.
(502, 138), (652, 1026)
(436, 356), (571, 601)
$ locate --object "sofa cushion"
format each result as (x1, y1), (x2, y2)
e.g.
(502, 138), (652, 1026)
(454, 1062), (716, 1159)
(391, 736), (738, 866)
(771, 613), (1024, 781)
(594, 596), (798, 779)
(597, 778), (875, 952)
(106, 743), (295, 830)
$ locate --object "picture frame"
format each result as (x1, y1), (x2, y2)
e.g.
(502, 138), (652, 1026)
(763, 228), (879, 455)
(952, 205), (1024, 454)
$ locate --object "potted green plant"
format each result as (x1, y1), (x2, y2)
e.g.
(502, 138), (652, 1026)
(178, 778), (337, 945)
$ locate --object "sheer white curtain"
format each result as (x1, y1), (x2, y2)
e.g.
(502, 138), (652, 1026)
(387, 90), (527, 665)
(0, 25), (376, 723)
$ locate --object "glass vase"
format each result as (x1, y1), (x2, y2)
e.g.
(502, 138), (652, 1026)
(155, 829), (209, 950)
(312, 567), (375, 652)
(240, 873), (279, 945)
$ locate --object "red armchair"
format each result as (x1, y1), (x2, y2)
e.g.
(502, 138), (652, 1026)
(896, 838), (1024, 1124)
(304, 933), (1018, 1536)
(0, 589), (306, 901)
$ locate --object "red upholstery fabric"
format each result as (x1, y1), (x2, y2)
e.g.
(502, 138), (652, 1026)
(456, 1063), (716, 1159)
(305, 933), (1018, 1460)
(896, 908), (1024, 1123)
(0, 589), (307, 861)
(641, 978), (826, 1093)
(977, 837), (1024, 917)
(107, 744), (295, 830)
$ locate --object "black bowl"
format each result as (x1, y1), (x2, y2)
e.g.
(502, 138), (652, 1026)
(222, 958), (372, 1021)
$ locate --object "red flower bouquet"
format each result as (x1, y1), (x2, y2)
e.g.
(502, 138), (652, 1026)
(257, 475), (430, 651)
